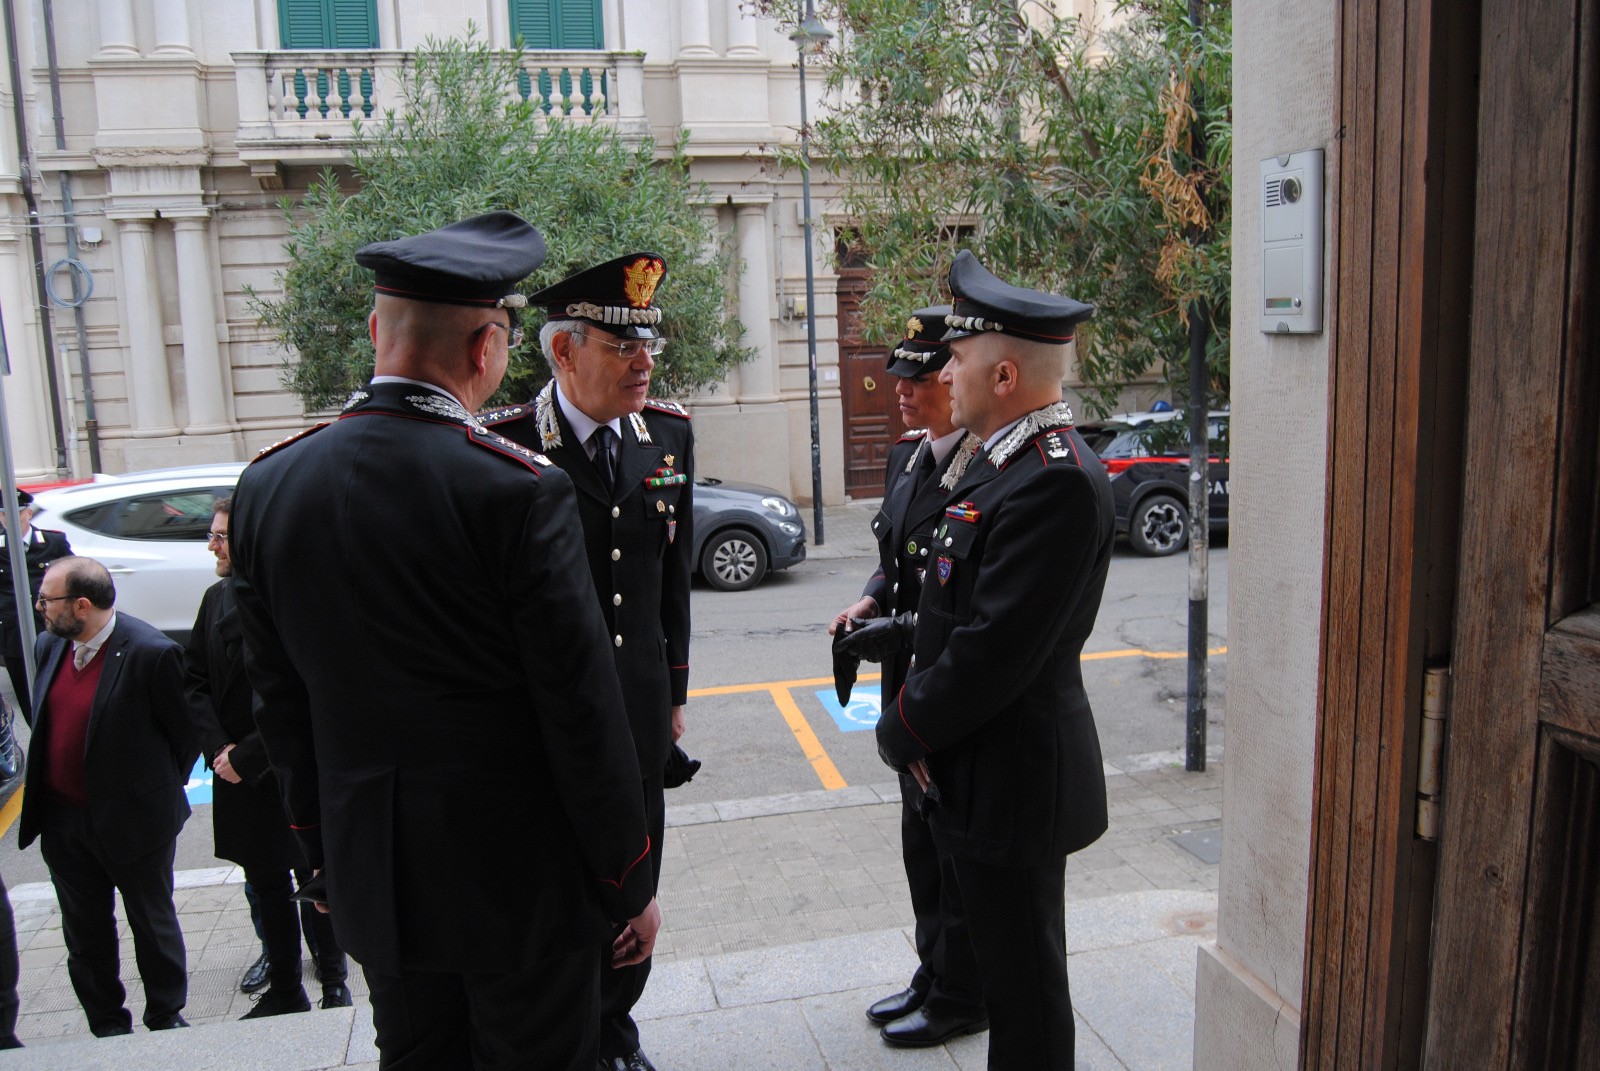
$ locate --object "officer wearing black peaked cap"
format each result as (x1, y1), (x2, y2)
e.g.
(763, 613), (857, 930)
(230, 212), (660, 1071)
(831, 304), (989, 1049)
(840, 250), (1114, 1070)
(480, 251), (694, 1071)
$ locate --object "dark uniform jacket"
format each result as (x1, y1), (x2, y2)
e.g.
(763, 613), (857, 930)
(483, 384), (693, 776)
(0, 527), (72, 653)
(862, 430), (984, 704)
(17, 613), (195, 863)
(876, 408), (1114, 867)
(184, 576), (297, 871)
(230, 381), (654, 975)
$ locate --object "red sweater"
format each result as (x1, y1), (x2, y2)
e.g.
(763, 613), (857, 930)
(38, 651), (106, 807)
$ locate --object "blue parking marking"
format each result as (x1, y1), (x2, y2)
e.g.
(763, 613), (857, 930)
(186, 757), (212, 805)
(814, 687), (882, 733)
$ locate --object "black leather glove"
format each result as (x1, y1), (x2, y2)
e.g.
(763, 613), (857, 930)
(835, 611), (917, 663)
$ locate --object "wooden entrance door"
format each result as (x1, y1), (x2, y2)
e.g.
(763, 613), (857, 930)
(836, 267), (903, 499)
(1303, 0), (1600, 1065)
(1421, 0), (1600, 1063)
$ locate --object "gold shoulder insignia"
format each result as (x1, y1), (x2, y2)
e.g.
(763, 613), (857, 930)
(643, 398), (690, 419)
(252, 423), (330, 464)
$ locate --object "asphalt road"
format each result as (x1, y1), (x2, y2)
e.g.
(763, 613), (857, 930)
(0, 538), (1228, 886)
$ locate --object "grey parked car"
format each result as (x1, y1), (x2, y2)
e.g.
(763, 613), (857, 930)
(692, 477), (807, 591)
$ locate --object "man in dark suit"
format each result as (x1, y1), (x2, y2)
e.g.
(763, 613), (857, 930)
(480, 252), (692, 1071)
(185, 497), (350, 1019)
(0, 490), (73, 718)
(17, 556), (195, 1037)
(830, 307), (987, 1048)
(843, 251), (1113, 1070)
(230, 212), (659, 1071)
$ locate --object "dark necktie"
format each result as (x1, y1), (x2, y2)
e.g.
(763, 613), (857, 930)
(913, 445), (938, 491)
(590, 425), (617, 493)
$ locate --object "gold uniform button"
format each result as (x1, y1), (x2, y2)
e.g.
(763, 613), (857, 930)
(611, 549), (622, 561)
(611, 506), (621, 518)
(614, 635), (624, 647)
(613, 593), (623, 606)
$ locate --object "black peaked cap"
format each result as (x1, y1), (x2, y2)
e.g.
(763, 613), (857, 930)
(886, 305), (954, 377)
(942, 250), (1094, 344)
(356, 211), (546, 309)
(530, 252), (670, 340)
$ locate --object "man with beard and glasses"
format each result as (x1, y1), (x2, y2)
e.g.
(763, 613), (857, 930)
(479, 253), (692, 1071)
(15, 556), (195, 1037)
(185, 497), (351, 1020)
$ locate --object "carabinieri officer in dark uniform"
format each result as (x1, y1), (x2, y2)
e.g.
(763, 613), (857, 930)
(0, 490), (73, 718)
(829, 307), (987, 1048)
(480, 253), (692, 1071)
(230, 212), (660, 1071)
(840, 251), (1114, 1071)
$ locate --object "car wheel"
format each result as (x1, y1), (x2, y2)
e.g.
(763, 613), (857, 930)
(701, 528), (769, 591)
(1129, 494), (1188, 556)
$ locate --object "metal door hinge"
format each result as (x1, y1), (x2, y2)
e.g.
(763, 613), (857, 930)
(1416, 666), (1449, 841)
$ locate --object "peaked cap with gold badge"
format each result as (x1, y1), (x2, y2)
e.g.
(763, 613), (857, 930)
(886, 304), (954, 378)
(354, 211), (546, 309)
(530, 252), (669, 340)
(941, 249), (1094, 344)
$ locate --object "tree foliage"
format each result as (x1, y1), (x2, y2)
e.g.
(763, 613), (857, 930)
(763, 0), (1230, 413)
(250, 31), (752, 411)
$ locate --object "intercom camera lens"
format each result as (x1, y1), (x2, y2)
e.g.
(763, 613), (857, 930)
(1281, 177), (1302, 203)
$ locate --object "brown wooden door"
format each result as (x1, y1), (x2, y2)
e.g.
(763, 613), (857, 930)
(1421, 0), (1600, 1064)
(836, 268), (904, 499)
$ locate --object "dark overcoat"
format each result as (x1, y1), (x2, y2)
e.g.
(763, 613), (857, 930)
(484, 387), (693, 775)
(229, 382), (654, 975)
(184, 576), (296, 870)
(17, 614), (195, 863)
(876, 414), (1114, 867)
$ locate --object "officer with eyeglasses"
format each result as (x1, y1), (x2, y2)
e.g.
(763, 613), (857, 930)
(480, 253), (693, 1071)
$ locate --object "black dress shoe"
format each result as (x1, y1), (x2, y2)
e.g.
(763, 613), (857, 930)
(880, 1007), (989, 1048)
(240, 984), (312, 1020)
(320, 982), (353, 1009)
(865, 986), (926, 1024)
(147, 1015), (190, 1030)
(240, 949), (272, 993)
(600, 1050), (658, 1071)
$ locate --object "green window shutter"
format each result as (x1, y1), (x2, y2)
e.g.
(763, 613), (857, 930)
(509, 0), (603, 49)
(278, 0), (377, 48)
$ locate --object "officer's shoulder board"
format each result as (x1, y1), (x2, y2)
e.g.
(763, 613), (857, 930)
(1037, 428), (1084, 466)
(475, 402), (530, 428)
(469, 427), (554, 475)
(643, 398), (691, 420)
(252, 422), (329, 464)
(897, 428), (929, 442)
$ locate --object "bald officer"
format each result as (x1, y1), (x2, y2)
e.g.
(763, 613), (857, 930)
(842, 251), (1113, 1071)
(230, 212), (659, 1071)
(480, 253), (692, 1071)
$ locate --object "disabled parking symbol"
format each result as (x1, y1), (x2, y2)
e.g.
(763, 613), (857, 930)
(814, 687), (882, 733)
(185, 757), (212, 805)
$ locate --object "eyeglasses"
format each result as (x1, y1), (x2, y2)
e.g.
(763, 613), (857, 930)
(485, 321), (526, 348)
(35, 594), (72, 607)
(586, 334), (666, 360)
(206, 531), (228, 545)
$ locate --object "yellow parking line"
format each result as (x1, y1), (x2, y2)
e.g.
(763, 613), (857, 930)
(1085, 646), (1227, 661)
(0, 785), (23, 840)
(769, 686), (847, 790)
(689, 673), (880, 699)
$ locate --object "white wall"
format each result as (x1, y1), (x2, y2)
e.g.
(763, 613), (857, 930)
(1191, 1), (1336, 1068)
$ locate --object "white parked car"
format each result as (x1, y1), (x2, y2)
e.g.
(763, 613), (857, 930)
(28, 464), (247, 639)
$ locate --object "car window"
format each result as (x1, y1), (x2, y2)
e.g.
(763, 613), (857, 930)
(64, 486), (231, 541)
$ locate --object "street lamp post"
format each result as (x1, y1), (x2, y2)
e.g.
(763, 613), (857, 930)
(791, 1), (831, 545)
